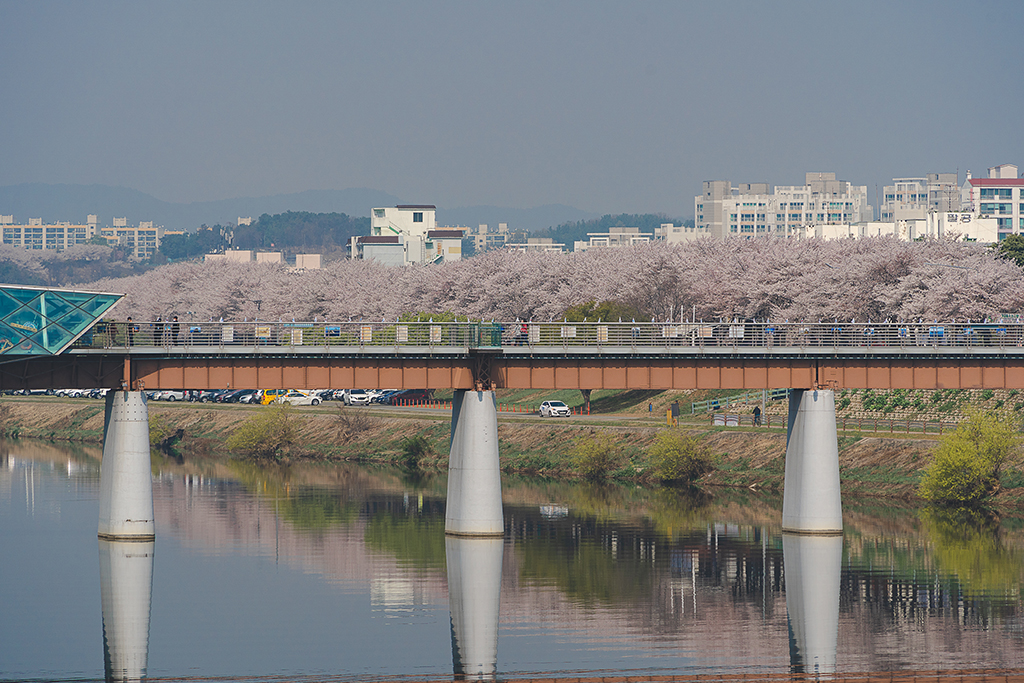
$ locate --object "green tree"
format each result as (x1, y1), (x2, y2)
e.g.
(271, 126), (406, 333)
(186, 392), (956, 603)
(918, 408), (1020, 507)
(646, 430), (714, 486)
(992, 233), (1024, 268)
(560, 300), (639, 322)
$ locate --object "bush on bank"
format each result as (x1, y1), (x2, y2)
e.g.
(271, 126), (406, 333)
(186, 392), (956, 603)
(646, 430), (715, 486)
(918, 408), (1020, 508)
(570, 432), (619, 480)
(225, 404), (298, 460)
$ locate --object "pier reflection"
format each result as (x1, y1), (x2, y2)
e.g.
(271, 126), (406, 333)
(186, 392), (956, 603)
(783, 533), (842, 674)
(446, 536), (503, 680)
(99, 539), (154, 683)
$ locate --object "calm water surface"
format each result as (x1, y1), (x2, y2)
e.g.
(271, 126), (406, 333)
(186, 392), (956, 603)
(2, 439), (1023, 682)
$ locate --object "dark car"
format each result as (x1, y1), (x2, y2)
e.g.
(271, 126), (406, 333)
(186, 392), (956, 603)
(387, 389), (434, 405)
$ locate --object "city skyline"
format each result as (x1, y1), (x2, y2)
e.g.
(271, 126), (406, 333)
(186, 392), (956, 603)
(0, 1), (1021, 217)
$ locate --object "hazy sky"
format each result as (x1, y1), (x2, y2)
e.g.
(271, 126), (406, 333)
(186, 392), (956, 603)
(1, 0), (1021, 216)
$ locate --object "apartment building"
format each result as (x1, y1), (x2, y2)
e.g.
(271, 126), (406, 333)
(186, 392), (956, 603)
(470, 223), (510, 252)
(0, 215), (98, 251)
(880, 173), (959, 221)
(960, 164), (1023, 239)
(352, 205), (465, 265)
(695, 173), (873, 239)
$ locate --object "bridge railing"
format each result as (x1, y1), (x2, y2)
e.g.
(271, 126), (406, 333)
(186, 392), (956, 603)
(69, 320), (1024, 352)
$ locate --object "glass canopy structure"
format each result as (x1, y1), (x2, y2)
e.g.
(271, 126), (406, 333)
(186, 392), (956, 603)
(0, 284), (122, 356)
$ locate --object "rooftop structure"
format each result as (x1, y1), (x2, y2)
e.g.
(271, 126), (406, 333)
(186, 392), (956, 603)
(573, 227), (652, 252)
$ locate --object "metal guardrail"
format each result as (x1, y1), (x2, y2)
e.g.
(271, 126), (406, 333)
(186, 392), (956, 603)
(691, 388), (790, 414)
(69, 320), (1024, 352)
(712, 412), (958, 434)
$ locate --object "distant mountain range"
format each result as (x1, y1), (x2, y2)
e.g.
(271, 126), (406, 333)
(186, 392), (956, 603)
(0, 183), (599, 234)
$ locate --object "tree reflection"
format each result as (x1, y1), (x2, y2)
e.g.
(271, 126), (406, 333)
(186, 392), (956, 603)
(921, 506), (1024, 600)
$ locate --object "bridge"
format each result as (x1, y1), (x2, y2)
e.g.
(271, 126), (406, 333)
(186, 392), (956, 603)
(2, 284), (1017, 543)
(4, 319), (1024, 392)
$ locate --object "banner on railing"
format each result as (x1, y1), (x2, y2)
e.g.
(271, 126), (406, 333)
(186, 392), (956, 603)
(662, 325), (680, 338)
(698, 326), (715, 338)
(325, 326), (340, 337)
(430, 326), (442, 344)
(290, 329), (303, 345)
(597, 325), (608, 343)
(256, 326), (271, 340)
(560, 325), (576, 339)
(396, 325), (408, 343)
(221, 326), (234, 343)
(360, 326), (372, 343)
(529, 326), (540, 344)
(728, 325), (744, 338)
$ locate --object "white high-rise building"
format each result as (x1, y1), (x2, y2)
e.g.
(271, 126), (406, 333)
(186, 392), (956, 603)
(695, 173), (872, 239)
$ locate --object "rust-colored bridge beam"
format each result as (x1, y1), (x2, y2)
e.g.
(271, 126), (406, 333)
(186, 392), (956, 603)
(5, 354), (1024, 392)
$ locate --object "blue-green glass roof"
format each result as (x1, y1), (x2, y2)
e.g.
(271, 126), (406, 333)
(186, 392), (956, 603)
(0, 284), (122, 356)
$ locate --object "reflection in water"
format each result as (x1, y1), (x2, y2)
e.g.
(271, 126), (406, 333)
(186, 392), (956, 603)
(783, 534), (841, 675)
(446, 536), (503, 680)
(5, 440), (1024, 680)
(99, 539), (154, 683)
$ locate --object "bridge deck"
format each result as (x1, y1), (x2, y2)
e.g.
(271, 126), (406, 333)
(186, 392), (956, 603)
(3, 321), (1024, 391)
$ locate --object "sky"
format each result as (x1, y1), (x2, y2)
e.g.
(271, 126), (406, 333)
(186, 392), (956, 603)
(1, 0), (1022, 217)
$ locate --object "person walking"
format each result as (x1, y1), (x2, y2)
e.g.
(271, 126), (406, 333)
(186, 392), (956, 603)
(154, 316), (163, 345)
(126, 316), (134, 347)
(753, 405), (762, 427)
(171, 315), (180, 344)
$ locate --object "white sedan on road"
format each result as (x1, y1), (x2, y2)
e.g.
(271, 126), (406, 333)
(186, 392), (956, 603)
(275, 390), (322, 406)
(539, 400), (571, 417)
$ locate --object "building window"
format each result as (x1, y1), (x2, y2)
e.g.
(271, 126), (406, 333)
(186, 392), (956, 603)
(741, 213), (754, 221)
(997, 218), (1012, 230)
(741, 225), (754, 233)
(413, 212), (423, 223)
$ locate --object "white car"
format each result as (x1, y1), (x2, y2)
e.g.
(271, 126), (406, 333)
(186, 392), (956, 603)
(343, 389), (371, 406)
(276, 390), (322, 406)
(155, 390), (188, 402)
(539, 400), (571, 417)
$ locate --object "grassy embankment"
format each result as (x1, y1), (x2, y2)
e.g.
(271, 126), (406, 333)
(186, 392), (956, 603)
(3, 387), (1024, 506)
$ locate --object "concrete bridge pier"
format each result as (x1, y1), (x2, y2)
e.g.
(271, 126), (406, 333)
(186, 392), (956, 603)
(781, 389), (843, 534)
(99, 539), (154, 683)
(446, 536), (503, 680)
(783, 533), (842, 674)
(445, 390), (504, 537)
(98, 391), (155, 541)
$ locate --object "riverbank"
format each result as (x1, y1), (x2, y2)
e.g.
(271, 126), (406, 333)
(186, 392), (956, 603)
(3, 396), (1023, 507)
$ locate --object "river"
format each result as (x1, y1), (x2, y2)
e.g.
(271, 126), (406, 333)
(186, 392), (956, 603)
(1, 439), (1022, 682)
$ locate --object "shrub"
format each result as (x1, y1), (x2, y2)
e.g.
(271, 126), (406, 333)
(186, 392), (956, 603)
(570, 432), (618, 480)
(918, 408), (1020, 507)
(981, 390), (995, 401)
(646, 430), (714, 486)
(226, 403), (297, 460)
(401, 435), (433, 469)
(336, 406), (381, 443)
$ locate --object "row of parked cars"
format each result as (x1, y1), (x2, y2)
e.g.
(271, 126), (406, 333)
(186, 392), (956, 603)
(14, 387), (442, 408)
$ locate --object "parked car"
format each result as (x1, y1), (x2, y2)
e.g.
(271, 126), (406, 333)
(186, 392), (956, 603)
(539, 400), (571, 417)
(155, 390), (188, 402)
(260, 389), (287, 405)
(238, 390), (260, 404)
(275, 390), (322, 406)
(343, 389), (371, 406)
(387, 389), (434, 405)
